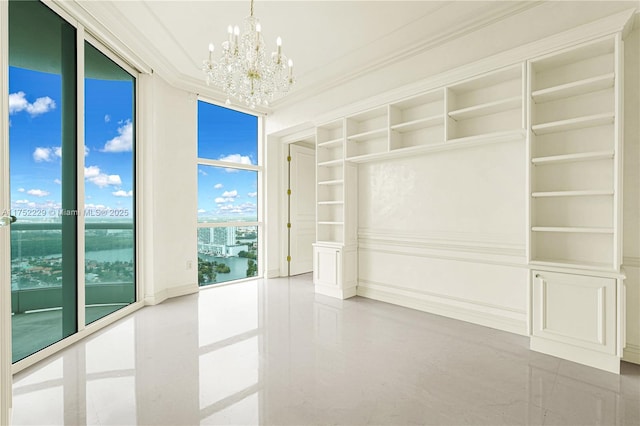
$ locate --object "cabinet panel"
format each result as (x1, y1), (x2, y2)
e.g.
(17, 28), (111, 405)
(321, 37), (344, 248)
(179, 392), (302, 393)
(532, 271), (616, 354)
(314, 246), (340, 288)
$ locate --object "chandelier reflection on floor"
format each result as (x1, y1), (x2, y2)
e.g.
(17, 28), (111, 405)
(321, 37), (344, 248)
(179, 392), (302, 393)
(202, 0), (294, 109)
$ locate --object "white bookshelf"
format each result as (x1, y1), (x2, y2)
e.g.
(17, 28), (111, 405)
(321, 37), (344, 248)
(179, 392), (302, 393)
(527, 34), (625, 373)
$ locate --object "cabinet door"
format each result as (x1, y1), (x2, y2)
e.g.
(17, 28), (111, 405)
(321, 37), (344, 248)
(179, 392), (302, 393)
(532, 270), (616, 354)
(313, 246), (342, 288)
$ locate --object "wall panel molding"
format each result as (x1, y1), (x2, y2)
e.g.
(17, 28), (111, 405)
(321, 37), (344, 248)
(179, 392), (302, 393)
(359, 228), (526, 268)
(357, 279), (527, 336)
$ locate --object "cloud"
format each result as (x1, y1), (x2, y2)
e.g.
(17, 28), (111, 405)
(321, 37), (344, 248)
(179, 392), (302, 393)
(9, 92), (56, 116)
(33, 146), (63, 162)
(216, 202), (257, 215)
(33, 147), (54, 162)
(17, 188), (25, 193)
(218, 154), (253, 172)
(104, 115), (111, 123)
(14, 199), (30, 205)
(214, 183), (223, 189)
(54, 179), (61, 185)
(198, 169), (208, 176)
(197, 209), (206, 214)
(112, 190), (133, 197)
(248, 192), (257, 198)
(103, 120), (133, 152)
(27, 189), (50, 197)
(215, 189), (239, 204)
(84, 165), (122, 188)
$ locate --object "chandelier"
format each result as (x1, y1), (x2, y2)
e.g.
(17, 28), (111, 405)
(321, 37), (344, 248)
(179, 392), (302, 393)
(202, 0), (294, 109)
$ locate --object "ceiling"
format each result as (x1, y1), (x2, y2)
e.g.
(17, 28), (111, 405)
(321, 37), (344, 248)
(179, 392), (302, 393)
(73, 1), (545, 109)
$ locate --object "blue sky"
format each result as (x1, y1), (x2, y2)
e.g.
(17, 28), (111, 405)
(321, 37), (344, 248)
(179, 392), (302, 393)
(197, 101), (258, 222)
(9, 68), (258, 223)
(9, 66), (134, 220)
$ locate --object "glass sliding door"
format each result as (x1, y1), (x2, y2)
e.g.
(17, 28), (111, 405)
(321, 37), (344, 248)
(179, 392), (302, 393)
(7, 1), (138, 364)
(8, 0), (77, 362)
(84, 42), (136, 324)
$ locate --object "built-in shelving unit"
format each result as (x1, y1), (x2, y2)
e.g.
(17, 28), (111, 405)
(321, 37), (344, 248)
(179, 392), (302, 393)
(334, 66), (526, 164)
(316, 119), (346, 244)
(529, 35), (620, 269)
(528, 34), (625, 373)
(314, 119), (358, 299)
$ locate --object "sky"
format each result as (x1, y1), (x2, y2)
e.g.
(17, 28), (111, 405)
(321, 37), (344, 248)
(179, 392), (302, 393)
(9, 68), (258, 223)
(197, 101), (258, 222)
(9, 65), (134, 221)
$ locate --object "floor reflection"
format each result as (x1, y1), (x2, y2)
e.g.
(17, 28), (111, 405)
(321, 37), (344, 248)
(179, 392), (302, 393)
(11, 274), (640, 425)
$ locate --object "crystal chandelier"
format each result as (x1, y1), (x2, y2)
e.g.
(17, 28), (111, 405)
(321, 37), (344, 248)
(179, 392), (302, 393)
(202, 0), (294, 109)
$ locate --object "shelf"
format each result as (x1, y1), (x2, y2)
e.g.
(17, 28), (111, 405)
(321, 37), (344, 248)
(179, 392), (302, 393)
(529, 259), (614, 273)
(531, 150), (614, 165)
(390, 115), (442, 133)
(531, 190), (613, 198)
(347, 128), (387, 142)
(446, 129), (525, 145)
(531, 113), (614, 135)
(345, 129), (524, 164)
(318, 221), (344, 226)
(532, 226), (613, 234)
(532, 73), (615, 103)
(318, 201), (344, 205)
(448, 96), (521, 121)
(317, 179), (343, 186)
(317, 138), (343, 148)
(317, 159), (343, 167)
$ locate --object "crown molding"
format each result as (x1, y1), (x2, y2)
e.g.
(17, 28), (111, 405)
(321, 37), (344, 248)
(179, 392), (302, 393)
(271, 1), (543, 111)
(51, 0), (152, 74)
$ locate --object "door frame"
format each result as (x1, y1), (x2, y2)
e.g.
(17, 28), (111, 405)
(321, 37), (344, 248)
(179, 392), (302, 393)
(268, 125), (317, 277)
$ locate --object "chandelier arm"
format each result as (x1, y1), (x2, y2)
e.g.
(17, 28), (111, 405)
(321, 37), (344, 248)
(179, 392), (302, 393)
(250, 0), (254, 17)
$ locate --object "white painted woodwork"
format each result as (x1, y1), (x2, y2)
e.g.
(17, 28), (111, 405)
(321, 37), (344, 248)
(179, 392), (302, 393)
(289, 144), (316, 276)
(307, 12), (637, 373)
(0, 1), (11, 422)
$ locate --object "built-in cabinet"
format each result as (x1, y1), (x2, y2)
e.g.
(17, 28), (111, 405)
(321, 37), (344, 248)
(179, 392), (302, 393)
(527, 34), (625, 373)
(311, 29), (628, 372)
(314, 119), (357, 298)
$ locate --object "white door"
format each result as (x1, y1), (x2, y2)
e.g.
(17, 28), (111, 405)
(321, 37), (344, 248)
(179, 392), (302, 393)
(289, 143), (315, 276)
(1, 2), (12, 421)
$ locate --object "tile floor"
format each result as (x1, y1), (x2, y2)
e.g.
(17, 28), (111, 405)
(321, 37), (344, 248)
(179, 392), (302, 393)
(11, 274), (640, 425)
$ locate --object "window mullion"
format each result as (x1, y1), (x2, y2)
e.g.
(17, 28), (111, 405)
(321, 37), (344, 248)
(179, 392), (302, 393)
(76, 24), (86, 331)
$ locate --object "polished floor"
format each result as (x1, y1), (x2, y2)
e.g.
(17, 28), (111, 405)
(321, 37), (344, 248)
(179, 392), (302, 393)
(11, 274), (640, 425)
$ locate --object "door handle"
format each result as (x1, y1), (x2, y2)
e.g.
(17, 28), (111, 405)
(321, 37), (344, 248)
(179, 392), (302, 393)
(0, 215), (16, 227)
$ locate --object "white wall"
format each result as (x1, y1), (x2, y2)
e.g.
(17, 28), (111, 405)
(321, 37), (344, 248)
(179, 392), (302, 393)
(141, 74), (199, 305)
(357, 141), (528, 334)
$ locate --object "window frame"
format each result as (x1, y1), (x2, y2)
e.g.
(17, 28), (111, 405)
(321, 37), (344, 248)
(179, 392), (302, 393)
(196, 97), (264, 286)
(9, 1), (145, 374)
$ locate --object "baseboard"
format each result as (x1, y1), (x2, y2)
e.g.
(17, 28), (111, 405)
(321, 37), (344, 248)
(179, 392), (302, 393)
(315, 284), (357, 300)
(145, 282), (199, 306)
(266, 268), (281, 279)
(623, 343), (640, 365)
(357, 281), (527, 336)
(531, 336), (620, 374)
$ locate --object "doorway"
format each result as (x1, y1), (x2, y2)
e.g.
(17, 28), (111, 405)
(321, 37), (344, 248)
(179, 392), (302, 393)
(285, 140), (315, 276)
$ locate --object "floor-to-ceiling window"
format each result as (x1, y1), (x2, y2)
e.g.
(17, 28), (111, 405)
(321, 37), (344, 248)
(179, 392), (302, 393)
(83, 41), (136, 324)
(8, 0), (137, 363)
(197, 101), (260, 286)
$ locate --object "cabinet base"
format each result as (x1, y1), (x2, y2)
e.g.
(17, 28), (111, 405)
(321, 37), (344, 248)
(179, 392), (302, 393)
(530, 336), (620, 374)
(315, 284), (357, 300)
